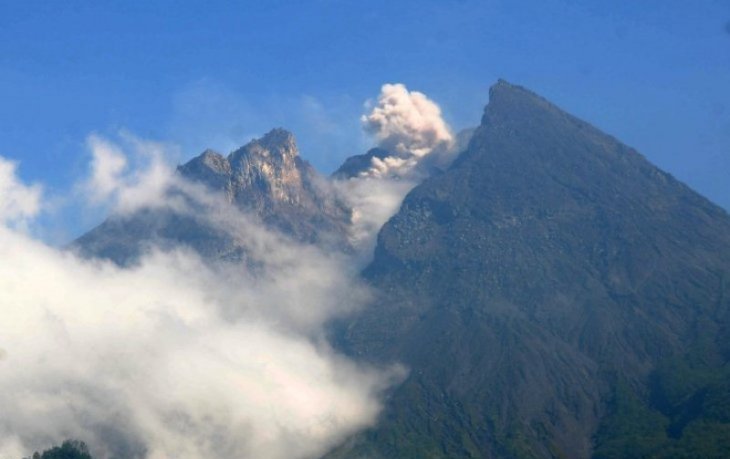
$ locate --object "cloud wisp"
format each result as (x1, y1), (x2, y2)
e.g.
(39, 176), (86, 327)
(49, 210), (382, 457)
(83, 132), (179, 215)
(0, 158), (42, 229)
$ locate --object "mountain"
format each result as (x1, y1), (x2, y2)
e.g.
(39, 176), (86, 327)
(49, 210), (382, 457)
(73, 128), (351, 264)
(69, 81), (730, 458)
(181, 128), (350, 242)
(327, 80), (730, 458)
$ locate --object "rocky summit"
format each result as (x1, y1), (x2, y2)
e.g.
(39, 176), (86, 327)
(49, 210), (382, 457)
(179, 128), (351, 245)
(74, 128), (351, 264)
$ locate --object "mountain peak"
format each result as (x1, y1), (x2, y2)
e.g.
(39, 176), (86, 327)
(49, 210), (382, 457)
(175, 128), (351, 246)
(489, 78), (544, 102)
(483, 79), (576, 129)
(226, 129), (305, 207)
(260, 127), (296, 148)
(198, 149), (228, 169)
(177, 148), (230, 190)
(230, 128), (298, 164)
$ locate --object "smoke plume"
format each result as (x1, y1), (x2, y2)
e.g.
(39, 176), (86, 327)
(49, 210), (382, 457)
(335, 83), (456, 253)
(360, 83), (454, 177)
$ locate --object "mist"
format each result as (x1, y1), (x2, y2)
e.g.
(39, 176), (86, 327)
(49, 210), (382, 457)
(0, 151), (401, 459)
(0, 82), (458, 458)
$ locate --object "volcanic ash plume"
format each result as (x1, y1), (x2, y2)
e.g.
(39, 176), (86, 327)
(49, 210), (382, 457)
(360, 83), (454, 177)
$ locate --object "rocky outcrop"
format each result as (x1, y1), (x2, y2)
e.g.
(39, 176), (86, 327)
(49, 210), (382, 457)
(179, 128), (351, 245)
(74, 129), (351, 264)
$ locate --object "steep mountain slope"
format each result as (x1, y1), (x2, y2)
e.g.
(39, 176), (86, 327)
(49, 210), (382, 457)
(328, 80), (730, 458)
(73, 129), (351, 264)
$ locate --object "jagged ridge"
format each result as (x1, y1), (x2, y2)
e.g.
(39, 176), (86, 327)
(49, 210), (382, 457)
(178, 128), (351, 245)
(74, 129), (351, 265)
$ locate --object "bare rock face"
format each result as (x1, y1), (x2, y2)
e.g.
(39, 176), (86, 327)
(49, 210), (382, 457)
(229, 128), (303, 205)
(180, 128), (351, 245)
(177, 149), (232, 192)
(74, 129), (351, 265)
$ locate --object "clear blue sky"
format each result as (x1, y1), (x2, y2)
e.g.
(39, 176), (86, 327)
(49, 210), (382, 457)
(1, 0), (729, 240)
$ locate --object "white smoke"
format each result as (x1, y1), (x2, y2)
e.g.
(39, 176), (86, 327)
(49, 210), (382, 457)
(336, 83), (455, 253)
(360, 83), (454, 178)
(0, 155), (402, 459)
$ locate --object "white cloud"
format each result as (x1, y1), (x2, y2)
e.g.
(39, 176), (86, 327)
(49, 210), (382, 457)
(334, 176), (416, 258)
(0, 157), (403, 459)
(0, 82), (456, 455)
(86, 135), (127, 202)
(0, 158), (42, 229)
(84, 133), (177, 214)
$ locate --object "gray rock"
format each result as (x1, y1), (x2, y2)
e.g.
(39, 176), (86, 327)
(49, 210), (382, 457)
(73, 129), (352, 265)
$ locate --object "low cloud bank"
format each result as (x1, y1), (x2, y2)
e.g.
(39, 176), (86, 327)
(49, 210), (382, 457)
(0, 82), (457, 457)
(0, 154), (401, 459)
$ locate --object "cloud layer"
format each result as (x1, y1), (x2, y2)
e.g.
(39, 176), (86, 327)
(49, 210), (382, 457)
(0, 82), (458, 458)
(0, 156), (400, 459)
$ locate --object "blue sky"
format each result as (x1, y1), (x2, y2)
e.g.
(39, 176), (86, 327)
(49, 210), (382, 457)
(0, 0), (729, 241)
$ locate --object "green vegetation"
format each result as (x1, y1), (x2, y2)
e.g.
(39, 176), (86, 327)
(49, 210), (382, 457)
(25, 440), (93, 459)
(594, 349), (730, 458)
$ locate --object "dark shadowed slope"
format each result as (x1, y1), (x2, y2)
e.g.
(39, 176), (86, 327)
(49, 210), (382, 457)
(328, 80), (730, 458)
